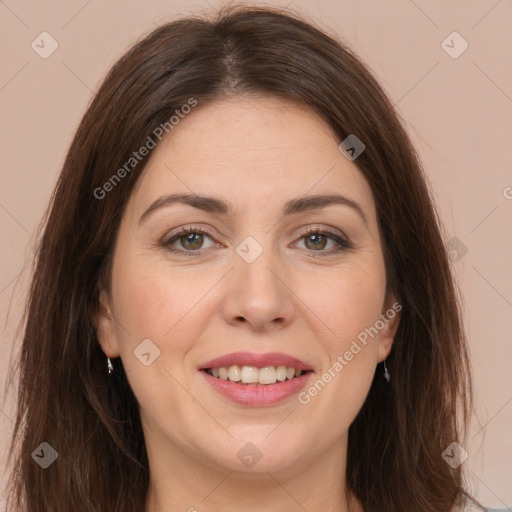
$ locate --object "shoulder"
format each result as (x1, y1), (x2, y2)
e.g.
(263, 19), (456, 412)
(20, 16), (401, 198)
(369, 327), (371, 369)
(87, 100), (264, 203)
(451, 505), (491, 512)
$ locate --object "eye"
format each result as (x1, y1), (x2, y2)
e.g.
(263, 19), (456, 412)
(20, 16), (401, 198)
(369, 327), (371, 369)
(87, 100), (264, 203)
(160, 225), (353, 257)
(162, 226), (219, 254)
(294, 227), (352, 255)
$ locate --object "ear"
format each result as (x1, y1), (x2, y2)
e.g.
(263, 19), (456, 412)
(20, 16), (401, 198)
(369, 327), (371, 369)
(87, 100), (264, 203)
(91, 290), (120, 358)
(377, 294), (401, 362)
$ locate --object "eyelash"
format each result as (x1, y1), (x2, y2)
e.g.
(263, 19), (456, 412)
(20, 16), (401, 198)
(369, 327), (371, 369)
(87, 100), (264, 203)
(161, 225), (353, 257)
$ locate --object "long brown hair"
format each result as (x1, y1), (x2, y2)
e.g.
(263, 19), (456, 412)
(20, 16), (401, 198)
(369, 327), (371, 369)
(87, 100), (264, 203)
(6, 5), (479, 511)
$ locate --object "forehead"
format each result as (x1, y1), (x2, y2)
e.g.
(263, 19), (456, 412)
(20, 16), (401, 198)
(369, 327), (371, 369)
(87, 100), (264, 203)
(128, 95), (376, 220)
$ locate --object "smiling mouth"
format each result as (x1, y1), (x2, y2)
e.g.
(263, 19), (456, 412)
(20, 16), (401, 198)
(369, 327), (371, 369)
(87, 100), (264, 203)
(203, 365), (313, 385)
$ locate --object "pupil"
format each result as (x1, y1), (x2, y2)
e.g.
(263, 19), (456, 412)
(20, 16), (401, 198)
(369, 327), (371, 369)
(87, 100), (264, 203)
(306, 234), (326, 250)
(182, 233), (203, 249)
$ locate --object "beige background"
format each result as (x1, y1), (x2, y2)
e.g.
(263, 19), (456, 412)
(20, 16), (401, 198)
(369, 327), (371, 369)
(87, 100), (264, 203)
(1, 0), (511, 509)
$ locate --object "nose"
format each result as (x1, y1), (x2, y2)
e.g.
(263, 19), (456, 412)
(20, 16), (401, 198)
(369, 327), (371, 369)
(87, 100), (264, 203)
(221, 249), (297, 332)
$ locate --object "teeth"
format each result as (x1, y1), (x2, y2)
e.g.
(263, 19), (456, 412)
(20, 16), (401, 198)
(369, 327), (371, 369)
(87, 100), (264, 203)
(241, 365), (259, 383)
(258, 366), (276, 384)
(276, 365), (287, 381)
(206, 365), (306, 385)
(228, 365), (241, 382)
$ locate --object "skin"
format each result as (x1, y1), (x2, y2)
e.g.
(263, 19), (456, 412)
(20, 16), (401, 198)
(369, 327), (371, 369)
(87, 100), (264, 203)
(95, 95), (400, 512)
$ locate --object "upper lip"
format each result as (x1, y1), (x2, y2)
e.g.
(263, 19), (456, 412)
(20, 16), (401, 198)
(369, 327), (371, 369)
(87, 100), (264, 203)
(199, 351), (313, 372)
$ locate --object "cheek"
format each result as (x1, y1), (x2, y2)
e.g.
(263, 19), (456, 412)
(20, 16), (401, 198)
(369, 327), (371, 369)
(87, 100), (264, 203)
(293, 259), (385, 424)
(109, 261), (214, 425)
(111, 251), (216, 340)
(109, 252), (225, 410)
(297, 257), (386, 350)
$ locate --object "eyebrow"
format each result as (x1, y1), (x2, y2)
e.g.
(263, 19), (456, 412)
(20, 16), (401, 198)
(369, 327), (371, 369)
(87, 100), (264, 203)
(138, 193), (367, 225)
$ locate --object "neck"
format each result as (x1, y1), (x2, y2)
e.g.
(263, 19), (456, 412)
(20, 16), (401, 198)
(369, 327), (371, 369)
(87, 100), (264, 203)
(144, 429), (361, 512)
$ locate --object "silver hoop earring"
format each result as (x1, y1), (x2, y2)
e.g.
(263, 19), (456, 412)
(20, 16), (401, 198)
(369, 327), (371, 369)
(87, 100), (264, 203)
(107, 357), (113, 375)
(383, 360), (390, 382)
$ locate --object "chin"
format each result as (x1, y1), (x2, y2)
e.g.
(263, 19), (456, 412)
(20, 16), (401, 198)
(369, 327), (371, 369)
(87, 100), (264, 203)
(201, 434), (306, 475)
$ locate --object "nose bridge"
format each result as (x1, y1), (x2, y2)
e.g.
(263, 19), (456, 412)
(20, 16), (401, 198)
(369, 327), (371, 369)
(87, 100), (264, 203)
(238, 248), (279, 295)
(222, 237), (296, 330)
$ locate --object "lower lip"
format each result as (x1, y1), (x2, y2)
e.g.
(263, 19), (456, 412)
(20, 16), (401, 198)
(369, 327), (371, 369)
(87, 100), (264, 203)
(200, 370), (313, 406)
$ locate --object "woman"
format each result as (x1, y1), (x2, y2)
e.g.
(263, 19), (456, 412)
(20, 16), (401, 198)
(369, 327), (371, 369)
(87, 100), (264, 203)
(5, 5), (484, 511)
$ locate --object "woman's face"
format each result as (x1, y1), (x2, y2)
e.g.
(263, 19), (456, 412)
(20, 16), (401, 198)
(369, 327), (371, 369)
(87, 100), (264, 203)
(96, 95), (399, 476)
